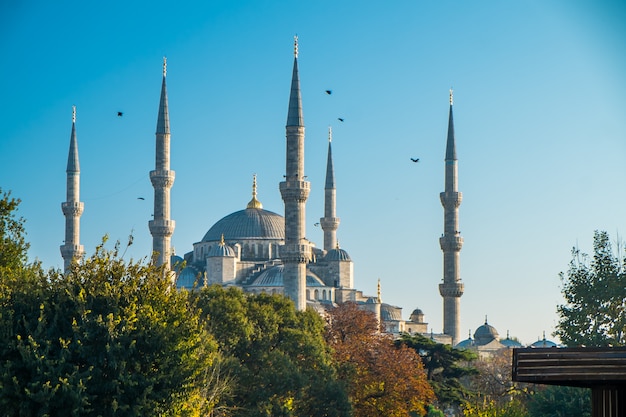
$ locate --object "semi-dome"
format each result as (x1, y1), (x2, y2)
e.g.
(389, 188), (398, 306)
(250, 264), (325, 287)
(474, 320), (499, 345)
(381, 303), (402, 321)
(202, 208), (285, 242)
(325, 247), (351, 261)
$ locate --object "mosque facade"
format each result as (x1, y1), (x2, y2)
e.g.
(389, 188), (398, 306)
(62, 37), (551, 348)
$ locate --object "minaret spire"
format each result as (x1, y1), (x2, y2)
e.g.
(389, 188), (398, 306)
(149, 57), (176, 275)
(320, 126), (340, 251)
(61, 105), (85, 272)
(280, 36), (311, 311)
(439, 89), (464, 345)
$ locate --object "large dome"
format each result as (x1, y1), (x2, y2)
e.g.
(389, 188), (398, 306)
(202, 208), (285, 242)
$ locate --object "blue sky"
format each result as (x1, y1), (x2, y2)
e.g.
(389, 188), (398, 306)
(1, 1), (625, 345)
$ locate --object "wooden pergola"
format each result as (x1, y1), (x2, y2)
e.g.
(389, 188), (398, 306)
(512, 347), (626, 417)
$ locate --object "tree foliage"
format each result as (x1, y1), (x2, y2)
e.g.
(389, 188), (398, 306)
(398, 333), (477, 407)
(555, 230), (626, 346)
(0, 237), (222, 416)
(525, 385), (590, 417)
(192, 285), (351, 417)
(0, 188), (30, 271)
(326, 302), (434, 417)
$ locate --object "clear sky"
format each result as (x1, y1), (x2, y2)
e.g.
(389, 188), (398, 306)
(1, 0), (625, 345)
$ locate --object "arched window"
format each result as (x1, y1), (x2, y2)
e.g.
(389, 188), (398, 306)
(322, 290), (327, 300)
(314, 289), (319, 300)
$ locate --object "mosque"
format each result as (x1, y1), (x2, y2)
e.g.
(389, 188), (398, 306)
(59, 37), (553, 349)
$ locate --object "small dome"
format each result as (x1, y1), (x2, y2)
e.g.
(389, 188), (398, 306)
(208, 242), (235, 257)
(325, 248), (351, 261)
(474, 320), (499, 345)
(381, 303), (402, 321)
(531, 333), (558, 348)
(249, 264), (325, 287)
(501, 331), (523, 348)
(176, 266), (202, 290)
(456, 337), (475, 349)
(202, 208), (284, 242)
(412, 308), (424, 315)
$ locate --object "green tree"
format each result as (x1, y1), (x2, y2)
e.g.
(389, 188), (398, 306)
(0, 188), (31, 270)
(0, 237), (223, 416)
(525, 385), (590, 417)
(398, 333), (477, 408)
(193, 285), (351, 417)
(555, 230), (626, 346)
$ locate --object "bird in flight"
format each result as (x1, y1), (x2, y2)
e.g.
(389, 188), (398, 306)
(137, 197), (145, 200)
(410, 158), (420, 163)
(337, 118), (344, 122)
(117, 111), (123, 117)
(325, 90), (332, 95)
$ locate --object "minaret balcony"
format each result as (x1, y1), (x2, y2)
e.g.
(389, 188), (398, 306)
(149, 219), (175, 237)
(60, 244), (85, 257)
(439, 191), (463, 209)
(279, 181), (311, 202)
(320, 217), (340, 230)
(150, 170), (175, 188)
(61, 201), (84, 216)
(439, 282), (464, 298)
(439, 235), (464, 252)
(281, 243), (312, 263)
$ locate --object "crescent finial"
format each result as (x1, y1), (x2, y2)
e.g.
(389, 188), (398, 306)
(294, 35), (298, 58)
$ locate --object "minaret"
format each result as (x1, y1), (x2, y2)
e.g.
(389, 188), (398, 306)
(149, 57), (175, 272)
(60, 106), (85, 272)
(279, 36), (311, 311)
(320, 126), (340, 252)
(438, 89), (464, 345)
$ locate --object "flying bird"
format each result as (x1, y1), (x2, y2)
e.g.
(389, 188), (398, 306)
(117, 111), (123, 117)
(137, 197), (145, 200)
(325, 90), (332, 95)
(314, 222), (320, 227)
(337, 118), (344, 122)
(410, 158), (420, 163)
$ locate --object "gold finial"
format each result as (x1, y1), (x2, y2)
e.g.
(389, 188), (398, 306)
(449, 88), (454, 105)
(220, 233), (225, 246)
(247, 174), (263, 209)
(377, 278), (382, 303)
(335, 241), (340, 250)
(163, 56), (167, 77)
(328, 126), (332, 143)
(203, 271), (208, 287)
(294, 35), (298, 58)
(72, 105), (76, 123)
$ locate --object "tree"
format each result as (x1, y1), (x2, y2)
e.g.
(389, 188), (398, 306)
(326, 302), (434, 417)
(398, 333), (477, 408)
(467, 349), (529, 406)
(193, 285), (351, 417)
(555, 230), (626, 346)
(461, 398), (528, 417)
(0, 188), (31, 270)
(525, 385), (591, 417)
(0, 238), (223, 416)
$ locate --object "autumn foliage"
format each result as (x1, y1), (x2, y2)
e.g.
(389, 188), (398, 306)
(325, 302), (434, 417)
